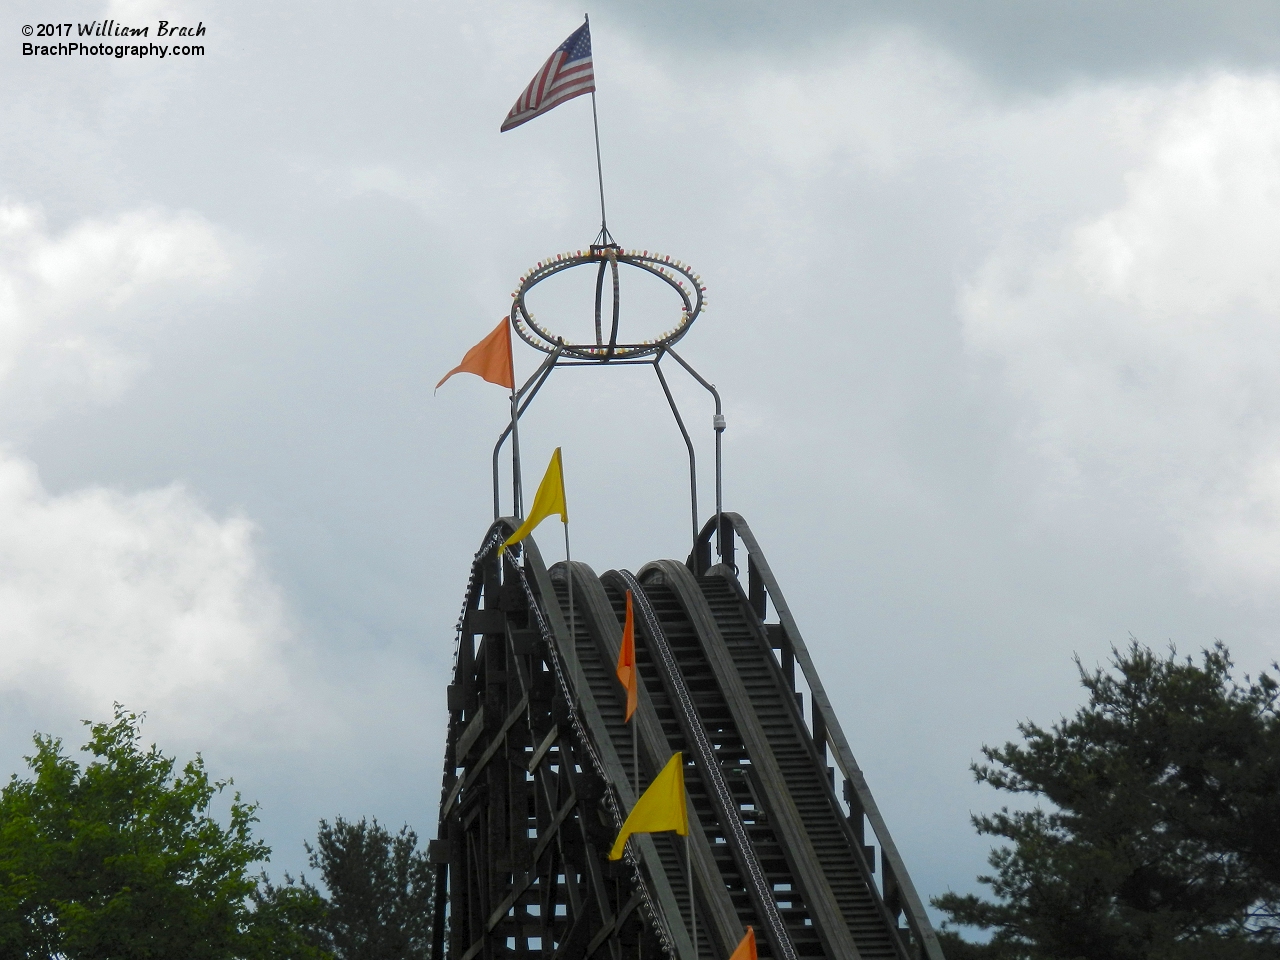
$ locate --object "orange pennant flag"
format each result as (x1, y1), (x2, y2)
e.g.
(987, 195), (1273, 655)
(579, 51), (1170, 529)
(436, 319), (515, 392)
(728, 927), (756, 960)
(616, 590), (637, 722)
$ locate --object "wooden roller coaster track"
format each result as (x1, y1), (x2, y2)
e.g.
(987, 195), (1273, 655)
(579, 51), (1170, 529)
(430, 513), (944, 960)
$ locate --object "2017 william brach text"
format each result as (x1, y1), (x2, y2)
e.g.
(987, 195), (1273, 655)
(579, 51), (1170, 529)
(32, 20), (206, 38)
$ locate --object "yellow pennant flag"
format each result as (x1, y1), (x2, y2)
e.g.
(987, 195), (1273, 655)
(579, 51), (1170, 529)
(729, 927), (757, 960)
(608, 752), (688, 860)
(502, 448), (567, 553)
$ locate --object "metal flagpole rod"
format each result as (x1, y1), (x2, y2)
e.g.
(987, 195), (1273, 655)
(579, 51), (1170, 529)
(492, 346), (560, 520)
(585, 14), (611, 245)
(564, 520), (574, 656)
(687, 832), (697, 959)
(590, 91), (609, 243)
(631, 589), (639, 797)
(509, 388), (524, 518)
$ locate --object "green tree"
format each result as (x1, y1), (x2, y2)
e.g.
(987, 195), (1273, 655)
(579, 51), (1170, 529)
(935, 929), (1011, 960)
(0, 704), (325, 959)
(295, 817), (435, 960)
(934, 641), (1280, 960)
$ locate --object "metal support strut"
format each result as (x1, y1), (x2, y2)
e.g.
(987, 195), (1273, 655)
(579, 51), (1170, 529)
(662, 346), (725, 563)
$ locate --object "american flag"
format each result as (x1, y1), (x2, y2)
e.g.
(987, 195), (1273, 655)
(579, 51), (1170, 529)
(500, 22), (595, 132)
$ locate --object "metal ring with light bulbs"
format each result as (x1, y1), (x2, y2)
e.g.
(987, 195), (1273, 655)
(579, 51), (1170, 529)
(509, 244), (707, 361)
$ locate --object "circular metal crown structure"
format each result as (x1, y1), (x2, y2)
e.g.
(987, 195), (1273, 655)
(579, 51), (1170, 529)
(511, 243), (706, 361)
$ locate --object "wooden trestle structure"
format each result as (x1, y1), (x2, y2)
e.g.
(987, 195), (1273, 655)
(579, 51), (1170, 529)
(430, 513), (945, 960)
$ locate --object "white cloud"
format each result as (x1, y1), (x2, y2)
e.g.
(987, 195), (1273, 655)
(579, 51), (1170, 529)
(962, 73), (1280, 595)
(0, 200), (310, 744)
(0, 448), (314, 743)
(106, 0), (200, 28)
(0, 202), (232, 426)
(718, 32), (979, 174)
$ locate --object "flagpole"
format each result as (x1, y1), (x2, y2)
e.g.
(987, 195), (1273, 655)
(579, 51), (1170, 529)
(590, 90), (609, 243)
(564, 519), (574, 656)
(510, 388), (524, 518)
(630, 591), (639, 798)
(687, 832), (697, 959)
(584, 14), (611, 246)
(507, 322), (524, 519)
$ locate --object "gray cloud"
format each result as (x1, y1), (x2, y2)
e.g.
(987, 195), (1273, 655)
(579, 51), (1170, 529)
(591, 0), (1280, 88)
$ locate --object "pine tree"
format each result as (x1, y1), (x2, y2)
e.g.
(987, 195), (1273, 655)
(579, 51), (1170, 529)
(297, 817), (435, 960)
(934, 641), (1280, 960)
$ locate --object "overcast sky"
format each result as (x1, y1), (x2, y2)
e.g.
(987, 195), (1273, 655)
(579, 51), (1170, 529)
(4, 0), (1280, 927)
